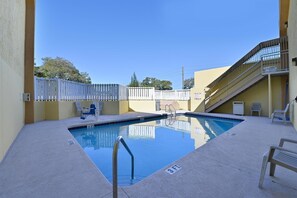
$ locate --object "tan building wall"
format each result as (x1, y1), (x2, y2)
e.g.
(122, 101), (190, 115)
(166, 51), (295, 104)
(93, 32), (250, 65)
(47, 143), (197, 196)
(159, 100), (190, 111)
(0, 0), (26, 161)
(45, 102), (60, 120)
(34, 101), (45, 122)
(288, 0), (297, 130)
(191, 66), (230, 112)
(176, 100), (190, 110)
(102, 101), (129, 115)
(119, 100), (129, 114)
(58, 101), (77, 119)
(129, 100), (156, 112)
(213, 76), (285, 116)
(34, 100), (129, 121)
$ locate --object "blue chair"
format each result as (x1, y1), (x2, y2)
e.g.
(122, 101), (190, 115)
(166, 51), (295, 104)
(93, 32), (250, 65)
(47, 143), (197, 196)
(80, 104), (96, 120)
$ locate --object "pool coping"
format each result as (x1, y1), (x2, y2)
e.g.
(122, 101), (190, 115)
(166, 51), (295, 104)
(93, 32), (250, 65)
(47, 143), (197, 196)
(185, 112), (245, 121)
(69, 112), (244, 187)
(68, 113), (168, 130)
(1, 112), (297, 198)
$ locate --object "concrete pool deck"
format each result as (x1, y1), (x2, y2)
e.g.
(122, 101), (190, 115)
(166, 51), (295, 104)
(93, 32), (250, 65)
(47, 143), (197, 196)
(0, 112), (297, 198)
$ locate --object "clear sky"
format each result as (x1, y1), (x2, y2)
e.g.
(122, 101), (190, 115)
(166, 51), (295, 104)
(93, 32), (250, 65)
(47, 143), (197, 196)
(35, 0), (279, 89)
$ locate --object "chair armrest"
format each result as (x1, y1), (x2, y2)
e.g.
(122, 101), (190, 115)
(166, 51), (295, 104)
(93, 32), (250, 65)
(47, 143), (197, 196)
(270, 145), (297, 155)
(81, 107), (90, 113)
(273, 110), (285, 113)
(279, 138), (297, 147)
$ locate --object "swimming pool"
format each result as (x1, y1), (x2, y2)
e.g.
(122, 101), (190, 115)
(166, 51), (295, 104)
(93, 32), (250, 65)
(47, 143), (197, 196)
(70, 115), (242, 186)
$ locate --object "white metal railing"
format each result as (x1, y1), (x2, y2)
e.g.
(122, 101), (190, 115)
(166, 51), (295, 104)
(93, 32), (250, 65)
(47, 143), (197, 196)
(261, 51), (289, 75)
(34, 77), (128, 101)
(128, 88), (190, 101)
(155, 90), (190, 100)
(128, 87), (155, 100)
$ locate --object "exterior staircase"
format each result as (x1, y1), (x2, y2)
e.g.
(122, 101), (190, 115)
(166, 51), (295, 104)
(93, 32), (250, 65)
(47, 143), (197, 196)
(205, 37), (289, 113)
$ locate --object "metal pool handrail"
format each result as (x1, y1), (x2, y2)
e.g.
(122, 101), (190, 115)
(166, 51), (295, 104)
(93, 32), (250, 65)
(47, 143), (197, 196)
(112, 136), (134, 198)
(165, 104), (176, 117)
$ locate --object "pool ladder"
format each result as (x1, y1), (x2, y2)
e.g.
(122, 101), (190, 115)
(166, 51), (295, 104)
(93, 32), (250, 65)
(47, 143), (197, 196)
(165, 104), (176, 117)
(112, 136), (134, 198)
(165, 115), (176, 126)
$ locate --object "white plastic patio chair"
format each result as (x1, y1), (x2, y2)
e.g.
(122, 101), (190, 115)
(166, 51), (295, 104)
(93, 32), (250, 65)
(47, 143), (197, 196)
(251, 103), (261, 116)
(258, 138), (297, 188)
(271, 103), (290, 122)
(92, 100), (103, 116)
(75, 101), (89, 115)
(75, 101), (97, 119)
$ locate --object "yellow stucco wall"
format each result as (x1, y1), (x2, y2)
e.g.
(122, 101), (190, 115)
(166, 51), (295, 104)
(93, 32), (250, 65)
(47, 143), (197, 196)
(58, 101), (77, 119)
(129, 101), (156, 112)
(0, 0), (26, 160)
(213, 77), (284, 116)
(34, 100), (129, 121)
(36, 101), (71, 120)
(176, 100), (190, 110)
(159, 100), (190, 110)
(288, 0), (297, 129)
(191, 66), (230, 112)
(34, 101), (45, 122)
(101, 101), (118, 115)
(45, 102), (59, 120)
(119, 101), (129, 114)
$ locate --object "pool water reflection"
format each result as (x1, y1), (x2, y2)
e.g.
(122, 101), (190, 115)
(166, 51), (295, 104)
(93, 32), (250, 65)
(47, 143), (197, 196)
(70, 115), (241, 186)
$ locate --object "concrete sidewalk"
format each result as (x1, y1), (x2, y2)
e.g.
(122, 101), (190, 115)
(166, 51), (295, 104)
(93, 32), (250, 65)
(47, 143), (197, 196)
(0, 113), (297, 198)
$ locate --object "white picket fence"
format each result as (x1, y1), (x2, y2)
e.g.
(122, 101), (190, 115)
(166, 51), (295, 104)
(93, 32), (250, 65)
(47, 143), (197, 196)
(34, 77), (191, 101)
(155, 90), (190, 100)
(128, 87), (190, 101)
(34, 77), (128, 101)
(128, 87), (155, 100)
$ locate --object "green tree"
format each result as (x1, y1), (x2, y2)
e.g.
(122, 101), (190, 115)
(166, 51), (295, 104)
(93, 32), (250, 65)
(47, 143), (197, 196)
(183, 77), (194, 89)
(141, 77), (157, 87)
(141, 77), (172, 90)
(128, 72), (140, 87)
(34, 57), (91, 84)
(158, 80), (172, 90)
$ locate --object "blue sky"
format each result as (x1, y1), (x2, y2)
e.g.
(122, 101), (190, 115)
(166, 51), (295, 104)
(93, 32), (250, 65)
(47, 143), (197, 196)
(35, 0), (279, 89)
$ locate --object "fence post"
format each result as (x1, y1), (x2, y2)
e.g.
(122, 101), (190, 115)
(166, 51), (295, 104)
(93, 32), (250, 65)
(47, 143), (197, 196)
(117, 84), (120, 101)
(57, 78), (61, 101)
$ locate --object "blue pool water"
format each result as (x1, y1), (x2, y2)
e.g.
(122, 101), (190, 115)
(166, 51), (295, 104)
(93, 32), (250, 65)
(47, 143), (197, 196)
(70, 115), (241, 186)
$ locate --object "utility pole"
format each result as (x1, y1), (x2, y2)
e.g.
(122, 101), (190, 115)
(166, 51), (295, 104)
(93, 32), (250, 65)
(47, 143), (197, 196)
(182, 65), (184, 89)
